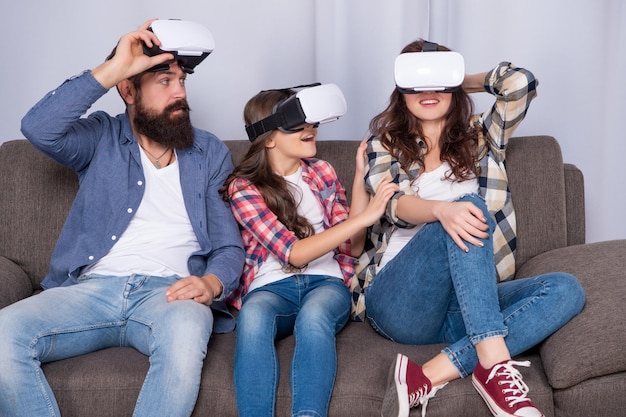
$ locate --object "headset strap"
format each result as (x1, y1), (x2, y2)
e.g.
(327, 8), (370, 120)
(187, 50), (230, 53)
(245, 113), (286, 141)
(422, 41), (439, 52)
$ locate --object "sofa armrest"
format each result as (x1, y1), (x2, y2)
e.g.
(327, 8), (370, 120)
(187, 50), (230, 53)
(0, 255), (34, 309)
(563, 163), (585, 245)
(515, 240), (626, 389)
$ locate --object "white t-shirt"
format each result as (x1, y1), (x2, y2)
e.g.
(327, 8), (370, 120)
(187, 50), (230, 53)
(249, 167), (343, 292)
(378, 161), (479, 270)
(82, 149), (201, 277)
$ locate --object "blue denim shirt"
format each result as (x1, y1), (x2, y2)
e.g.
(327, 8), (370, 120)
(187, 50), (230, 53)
(20, 71), (245, 333)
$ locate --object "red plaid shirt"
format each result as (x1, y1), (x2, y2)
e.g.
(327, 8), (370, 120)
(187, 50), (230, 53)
(226, 158), (356, 309)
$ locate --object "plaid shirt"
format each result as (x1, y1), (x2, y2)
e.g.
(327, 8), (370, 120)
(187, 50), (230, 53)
(227, 158), (356, 309)
(351, 61), (538, 321)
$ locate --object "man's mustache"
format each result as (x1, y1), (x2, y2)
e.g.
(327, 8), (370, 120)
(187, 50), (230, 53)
(165, 100), (191, 114)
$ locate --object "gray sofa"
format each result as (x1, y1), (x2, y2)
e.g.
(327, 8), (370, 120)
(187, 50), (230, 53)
(1, 136), (625, 417)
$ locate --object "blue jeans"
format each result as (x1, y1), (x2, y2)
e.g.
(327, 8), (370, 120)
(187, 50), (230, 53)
(0, 274), (214, 417)
(234, 274), (350, 417)
(365, 194), (585, 378)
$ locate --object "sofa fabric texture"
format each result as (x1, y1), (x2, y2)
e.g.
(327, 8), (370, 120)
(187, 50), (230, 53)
(1, 136), (625, 417)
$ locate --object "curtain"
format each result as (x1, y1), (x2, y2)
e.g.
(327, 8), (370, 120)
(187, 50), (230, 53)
(2, 0), (624, 242)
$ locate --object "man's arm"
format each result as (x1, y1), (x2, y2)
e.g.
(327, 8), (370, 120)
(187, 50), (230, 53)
(20, 19), (176, 171)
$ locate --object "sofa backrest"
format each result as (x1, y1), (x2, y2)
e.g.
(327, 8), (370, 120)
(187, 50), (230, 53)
(0, 136), (584, 290)
(504, 136), (585, 268)
(0, 140), (78, 289)
(225, 136), (585, 272)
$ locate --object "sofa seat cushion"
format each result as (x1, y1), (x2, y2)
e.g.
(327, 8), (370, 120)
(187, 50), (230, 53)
(43, 319), (553, 417)
(516, 240), (626, 389)
(329, 321), (552, 417)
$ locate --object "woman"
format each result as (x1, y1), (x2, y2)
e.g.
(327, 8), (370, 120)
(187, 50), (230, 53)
(351, 40), (586, 417)
(221, 85), (396, 417)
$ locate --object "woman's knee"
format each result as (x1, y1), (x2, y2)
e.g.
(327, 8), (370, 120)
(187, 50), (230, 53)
(551, 272), (586, 314)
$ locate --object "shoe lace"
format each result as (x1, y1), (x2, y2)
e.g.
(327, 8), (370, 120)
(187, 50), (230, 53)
(486, 360), (532, 408)
(408, 382), (448, 417)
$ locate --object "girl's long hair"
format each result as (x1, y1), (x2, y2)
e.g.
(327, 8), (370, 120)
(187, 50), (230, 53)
(370, 39), (481, 181)
(220, 89), (315, 242)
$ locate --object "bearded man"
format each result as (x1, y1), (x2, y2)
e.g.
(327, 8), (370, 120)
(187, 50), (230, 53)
(0, 19), (244, 417)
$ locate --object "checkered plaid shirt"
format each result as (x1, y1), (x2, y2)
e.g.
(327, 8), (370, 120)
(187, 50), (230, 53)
(351, 61), (538, 321)
(227, 158), (356, 309)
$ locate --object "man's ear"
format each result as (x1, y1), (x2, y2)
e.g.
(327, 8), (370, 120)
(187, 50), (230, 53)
(118, 79), (137, 105)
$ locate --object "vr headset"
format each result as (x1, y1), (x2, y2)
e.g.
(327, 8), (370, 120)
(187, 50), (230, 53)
(394, 41), (465, 93)
(246, 83), (347, 141)
(143, 19), (215, 74)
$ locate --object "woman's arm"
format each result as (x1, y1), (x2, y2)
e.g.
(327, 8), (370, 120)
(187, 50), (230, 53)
(396, 194), (489, 252)
(463, 72), (489, 94)
(479, 62), (538, 161)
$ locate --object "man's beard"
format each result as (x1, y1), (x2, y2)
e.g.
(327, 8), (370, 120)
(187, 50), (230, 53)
(133, 98), (195, 150)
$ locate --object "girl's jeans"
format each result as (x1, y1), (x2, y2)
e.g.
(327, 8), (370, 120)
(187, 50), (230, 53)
(234, 274), (350, 417)
(365, 193), (585, 377)
(0, 274), (214, 417)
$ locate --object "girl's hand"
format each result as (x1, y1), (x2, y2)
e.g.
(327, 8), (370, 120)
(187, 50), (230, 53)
(355, 136), (369, 179)
(434, 201), (489, 252)
(359, 179), (398, 226)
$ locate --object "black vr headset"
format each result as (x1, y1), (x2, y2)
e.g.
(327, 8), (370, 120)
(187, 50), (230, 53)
(245, 83), (347, 142)
(143, 19), (215, 74)
(394, 41), (465, 93)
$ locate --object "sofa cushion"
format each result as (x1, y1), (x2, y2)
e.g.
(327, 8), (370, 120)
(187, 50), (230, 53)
(0, 256), (32, 308)
(552, 372), (626, 417)
(516, 240), (626, 389)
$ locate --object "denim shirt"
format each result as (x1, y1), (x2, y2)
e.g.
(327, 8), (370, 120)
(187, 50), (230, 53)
(20, 71), (245, 333)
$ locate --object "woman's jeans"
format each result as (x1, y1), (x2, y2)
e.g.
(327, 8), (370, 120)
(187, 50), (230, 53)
(234, 274), (351, 417)
(0, 274), (214, 417)
(365, 194), (585, 378)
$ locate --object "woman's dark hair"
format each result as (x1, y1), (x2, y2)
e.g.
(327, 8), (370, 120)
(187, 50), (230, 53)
(369, 39), (481, 181)
(220, 89), (315, 268)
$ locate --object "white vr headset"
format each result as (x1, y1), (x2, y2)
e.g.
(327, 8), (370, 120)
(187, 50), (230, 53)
(143, 19), (215, 74)
(394, 41), (465, 93)
(246, 83), (347, 141)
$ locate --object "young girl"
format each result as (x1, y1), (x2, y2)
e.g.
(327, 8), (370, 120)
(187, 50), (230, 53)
(351, 40), (586, 417)
(221, 85), (397, 417)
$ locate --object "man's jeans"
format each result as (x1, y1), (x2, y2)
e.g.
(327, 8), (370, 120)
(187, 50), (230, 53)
(234, 274), (350, 417)
(365, 194), (585, 377)
(0, 274), (214, 417)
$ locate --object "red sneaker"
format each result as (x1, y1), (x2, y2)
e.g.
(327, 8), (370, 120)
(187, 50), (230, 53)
(472, 360), (544, 417)
(381, 353), (447, 417)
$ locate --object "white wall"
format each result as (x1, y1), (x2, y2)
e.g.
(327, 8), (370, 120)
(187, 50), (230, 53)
(1, 0), (625, 244)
